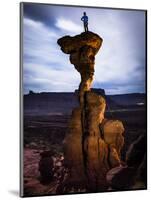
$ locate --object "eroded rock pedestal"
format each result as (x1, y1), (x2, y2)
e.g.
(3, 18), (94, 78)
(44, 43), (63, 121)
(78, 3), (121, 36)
(57, 32), (125, 192)
(58, 32), (102, 105)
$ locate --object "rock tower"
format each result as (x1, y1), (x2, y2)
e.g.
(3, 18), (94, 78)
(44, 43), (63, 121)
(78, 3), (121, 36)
(57, 31), (125, 192)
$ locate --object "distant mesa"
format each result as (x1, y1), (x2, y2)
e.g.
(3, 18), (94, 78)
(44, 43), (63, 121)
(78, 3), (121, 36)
(29, 90), (35, 95)
(24, 89), (146, 116)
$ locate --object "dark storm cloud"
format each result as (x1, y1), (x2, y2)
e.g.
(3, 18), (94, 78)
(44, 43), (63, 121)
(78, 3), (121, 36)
(23, 3), (56, 28)
(23, 3), (84, 31)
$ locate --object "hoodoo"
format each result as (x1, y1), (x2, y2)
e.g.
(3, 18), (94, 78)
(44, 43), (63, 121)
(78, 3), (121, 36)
(57, 31), (125, 192)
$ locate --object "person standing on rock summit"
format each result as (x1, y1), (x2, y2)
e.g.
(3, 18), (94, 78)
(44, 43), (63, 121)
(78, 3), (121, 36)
(81, 12), (88, 32)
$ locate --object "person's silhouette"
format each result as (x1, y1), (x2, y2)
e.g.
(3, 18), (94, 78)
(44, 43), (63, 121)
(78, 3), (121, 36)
(81, 12), (88, 32)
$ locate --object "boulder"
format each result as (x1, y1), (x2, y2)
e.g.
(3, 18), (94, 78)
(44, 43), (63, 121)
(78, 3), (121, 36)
(39, 151), (54, 184)
(106, 166), (136, 190)
(106, 134), (147, 190)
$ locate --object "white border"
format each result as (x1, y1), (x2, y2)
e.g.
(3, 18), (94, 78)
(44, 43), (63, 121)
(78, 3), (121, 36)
(0, 0), (150, 199)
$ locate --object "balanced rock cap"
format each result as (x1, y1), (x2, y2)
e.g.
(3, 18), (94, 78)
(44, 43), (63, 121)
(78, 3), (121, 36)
(57, 31), (103, 55)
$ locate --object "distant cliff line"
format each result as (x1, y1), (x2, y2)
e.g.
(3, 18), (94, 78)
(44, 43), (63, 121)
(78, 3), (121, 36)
(24, 89), (146, 116)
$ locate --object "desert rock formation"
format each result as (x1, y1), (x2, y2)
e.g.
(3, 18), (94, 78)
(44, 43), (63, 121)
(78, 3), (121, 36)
(58, 32), (103, 106)
(58, 31), (125, 192)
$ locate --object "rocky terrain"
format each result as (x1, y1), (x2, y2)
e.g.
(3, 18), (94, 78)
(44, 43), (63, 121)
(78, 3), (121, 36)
(23, 107), (146, 196)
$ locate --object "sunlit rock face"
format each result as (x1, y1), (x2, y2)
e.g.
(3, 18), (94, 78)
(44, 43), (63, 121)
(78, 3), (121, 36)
(63, 108), (87, 189)
(57, 32), (125, 192)
(83, 92), (109, 191)
(57, 32), (103, 106)
(101, 119), (125, 161)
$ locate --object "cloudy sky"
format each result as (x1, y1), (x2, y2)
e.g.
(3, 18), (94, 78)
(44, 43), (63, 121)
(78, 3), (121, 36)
(23, 3), (146, 94)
